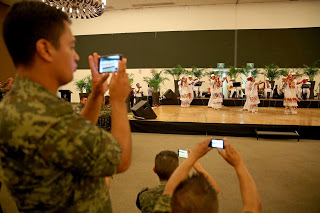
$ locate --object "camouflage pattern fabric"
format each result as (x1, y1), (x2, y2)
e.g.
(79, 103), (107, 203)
(138, 181), (167, 213)
(74, 103), (85, 113)
(99, 105), (111, 117)
(152, 194), (171, 213)
(0, 76), (122, 213)
(98, 106), (112, 132)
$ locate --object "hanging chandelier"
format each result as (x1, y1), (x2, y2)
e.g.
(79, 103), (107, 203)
(42, 0), (107, 19)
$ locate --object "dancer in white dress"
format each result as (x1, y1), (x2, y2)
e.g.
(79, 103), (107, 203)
(247, 77), (264, 113)
(243, 76), (252, 111)
(179, 77), (191, 108)
(187, 75), (194, 104)
(208, 75), (227, 109)
(283, 74), (300, 114)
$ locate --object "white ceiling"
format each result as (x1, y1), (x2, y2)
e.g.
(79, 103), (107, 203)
(1, 0), (319, 10)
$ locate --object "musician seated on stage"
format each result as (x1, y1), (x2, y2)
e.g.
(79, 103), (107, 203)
(272, 85), (284, 99)
(301, 78), (312, 100)
(227, 79), (241, 98)
(263, 78), (273, 99)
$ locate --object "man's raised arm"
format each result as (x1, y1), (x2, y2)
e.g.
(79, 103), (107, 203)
(218, 138), (261, 213)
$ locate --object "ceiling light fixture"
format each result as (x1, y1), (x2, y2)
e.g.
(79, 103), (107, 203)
(42, 0), (106, 19)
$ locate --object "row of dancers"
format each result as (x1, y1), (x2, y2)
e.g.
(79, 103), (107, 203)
(179, 73), (311, 114)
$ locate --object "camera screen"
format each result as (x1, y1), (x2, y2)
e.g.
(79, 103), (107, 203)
(178, 149), (188, 158)
(99, 55), (121, 73)
(209, 139), (224, 149)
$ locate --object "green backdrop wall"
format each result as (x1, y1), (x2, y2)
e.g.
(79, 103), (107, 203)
(75, 27), (320, 69)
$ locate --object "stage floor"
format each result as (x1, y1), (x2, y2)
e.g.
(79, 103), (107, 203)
(129, 105), (320, 139)
(145, 105), (320, 126)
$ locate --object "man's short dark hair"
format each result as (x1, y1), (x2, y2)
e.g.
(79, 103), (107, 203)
(3, 1), (70, 66)
(171, 174), (218, 213)
(155, 150), (178, 180)
(80, 96), (88, 101)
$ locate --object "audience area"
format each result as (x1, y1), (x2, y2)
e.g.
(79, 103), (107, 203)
(108, 133), (320, 213)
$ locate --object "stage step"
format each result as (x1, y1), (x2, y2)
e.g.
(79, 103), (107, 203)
(255, 129), (300, 141)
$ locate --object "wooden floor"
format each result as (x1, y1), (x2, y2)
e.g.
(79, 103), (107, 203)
(143, 105), (320, 126)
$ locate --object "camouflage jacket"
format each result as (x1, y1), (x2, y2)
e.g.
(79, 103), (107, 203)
(138, 181), (168, 213)
(0, 76), (122, 213)
(99, 105), (112, 117)
(152, 194), (171, 213)
(74, 103), (85, 113)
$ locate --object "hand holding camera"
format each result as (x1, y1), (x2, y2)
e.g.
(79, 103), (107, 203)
(217, 138), (244, 169)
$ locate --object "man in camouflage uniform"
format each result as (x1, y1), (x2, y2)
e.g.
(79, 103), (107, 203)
(74, 96), (88, 113)
(137, 150), (219, 213)
(0, 2), (132, 213)
(136, 151), (179, 213)
(152, 138), (261, 213)
(98, 96), (112, 132)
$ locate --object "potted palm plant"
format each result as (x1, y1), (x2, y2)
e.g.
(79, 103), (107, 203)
(143, 70), (169, 106)
(206, 70), (223, 78)
(228, 66), (240, 80)
(303, 60), (320, 99)
(164, 65), (187, 96)
(85, 76), (92, 94)
(74, 78), (88, 99)
(190, 66), (207, 79)
(264, 64), (282, 89)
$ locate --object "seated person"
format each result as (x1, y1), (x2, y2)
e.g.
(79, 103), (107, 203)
(98, 96), (112, 131)
(301, 78), (311, 100)
(137, 150), (219, 213)
(264, 78), (273, 98)
(136, 151), (179, 213)
(153, 138), (261, 213)
(74, 96), (88, 113)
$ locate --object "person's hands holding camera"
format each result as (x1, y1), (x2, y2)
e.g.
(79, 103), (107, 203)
(217, 138), (244, 169)
(5, 77), (14, 91)
(88, 52), (110, 97)
(188, 138), (212, 162)
(108, 58), (130, 103)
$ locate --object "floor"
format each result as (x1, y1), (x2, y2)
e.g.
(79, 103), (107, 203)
(109, 133), (320, 213)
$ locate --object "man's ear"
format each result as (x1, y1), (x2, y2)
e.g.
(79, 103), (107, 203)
(35, 39), (55, 63)
(153, 167), (157, 174)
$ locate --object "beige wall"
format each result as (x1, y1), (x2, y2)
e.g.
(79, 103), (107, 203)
(71, 1), (320, 35)
(62, 1), (320, 102)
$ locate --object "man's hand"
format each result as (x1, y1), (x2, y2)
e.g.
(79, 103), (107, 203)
(189, 138), (212, 161)
(163, 138), (212, 196)
(217, 138), (244, 169)
(88, 53), (110, 97)
(218, 138), (261, 213)
(5, 77), (14, 91)
(108, 58), (131, 103)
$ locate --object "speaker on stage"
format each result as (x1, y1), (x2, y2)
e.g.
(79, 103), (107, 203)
(163, 89), (178, 99)
(131, 100), (157, 119)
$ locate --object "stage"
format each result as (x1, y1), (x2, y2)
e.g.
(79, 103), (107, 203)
(162, 97), (320, 108)
(129, 105), (320, 140)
